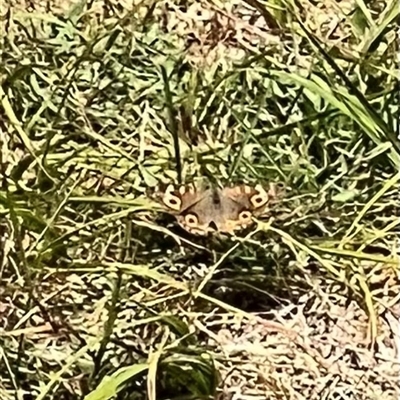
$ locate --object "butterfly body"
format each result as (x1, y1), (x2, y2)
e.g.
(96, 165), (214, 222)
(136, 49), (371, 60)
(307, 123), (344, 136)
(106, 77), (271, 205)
(157, 183), (280, 235)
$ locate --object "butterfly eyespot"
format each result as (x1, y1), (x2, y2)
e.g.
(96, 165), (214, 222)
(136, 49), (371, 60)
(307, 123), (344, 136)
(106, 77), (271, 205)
(271, 182), (286, 198)
(169, 198), (178, 205)
(184, 214), (199, 227)
(163, 194), (182, 211)
(239, 211), (252, 222)
(250, 185), (268, 208)
(253, 196), (264, 204)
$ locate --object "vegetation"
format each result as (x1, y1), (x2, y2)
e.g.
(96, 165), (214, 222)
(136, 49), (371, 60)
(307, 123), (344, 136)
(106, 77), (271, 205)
(1, 0), (399, 399)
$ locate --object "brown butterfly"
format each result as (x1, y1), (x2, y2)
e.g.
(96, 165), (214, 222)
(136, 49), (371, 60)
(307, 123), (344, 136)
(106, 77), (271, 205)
(156, 183), (282, 235)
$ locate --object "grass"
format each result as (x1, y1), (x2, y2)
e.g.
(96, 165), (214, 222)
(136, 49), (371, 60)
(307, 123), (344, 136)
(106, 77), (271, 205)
(0, 0), (399, 399)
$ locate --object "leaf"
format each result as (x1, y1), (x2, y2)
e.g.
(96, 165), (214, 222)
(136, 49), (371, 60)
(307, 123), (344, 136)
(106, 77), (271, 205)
(84, 364), (148, 400)
(332, 189), (359, 202)
(67, 0), (87, 24)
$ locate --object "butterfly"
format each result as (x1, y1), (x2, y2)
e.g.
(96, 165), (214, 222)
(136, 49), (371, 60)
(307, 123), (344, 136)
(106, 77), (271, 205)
(156, 182), (282, 235)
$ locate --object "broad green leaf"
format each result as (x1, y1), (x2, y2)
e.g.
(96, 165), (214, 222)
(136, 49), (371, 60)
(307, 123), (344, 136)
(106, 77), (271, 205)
(85, 364), (148, 400)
